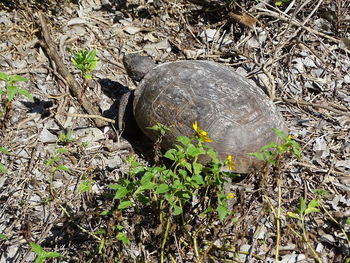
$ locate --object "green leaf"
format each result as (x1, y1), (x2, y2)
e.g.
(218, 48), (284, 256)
(155, 184), (169, 194)
(117, 200), (133, 210)
(260, 143), (278, 151)
(56, 164), (70, 171)
(312, 189), (329, 197)
(0, 163), (8, 174)
(272, 128), (287, 139)
(286, 211), (299, 219)
(116, 232), (130, 245)
(11, 74), (28, 82)
(217, 205), (229, 220)
(30, 242), (45, 256)
(78, 180), (92, 193)
(346, 217), (350, 225)
(186, 143), (201, 157)
(114, 186), (129, 199)
(0, 72), (9, 81)
(0, 147), (11, 154)
(99, 210), (112, 216)
(44, 251), (63, 258)
(17, 88), (33, 101)
(184, 162), (192, 173)
(193, 162), (203, 175)
(172, 180), (184, 190)
(172, 204), (183, 215)
(192, 174), (204, 185)
(206, 148), (219, 162)
(56, 147), (68, 154)
(116, 224), (124, 231)
(248, 151), (264, 160)
(304, 207), (320, 215)
(140, 181), (156, 190)
(297, 198), (306, 214)
(164, 149), (176, 160)
(107, 183), (121, 190)
(98, 238), (105, 254)
(140, 172), (154, 185)
(6, 85), (17, 101)
(0, 233), (8, 240)
(34, 257), (44, 263)
(176, 136), (191, 146)
(308, 199), (319, 208)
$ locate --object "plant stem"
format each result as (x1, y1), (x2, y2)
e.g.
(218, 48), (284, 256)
(160, 212), (172, 263)
(301, 217), (323, 263)
(275, 154), (282, 262)
(320, 201), (350, 246)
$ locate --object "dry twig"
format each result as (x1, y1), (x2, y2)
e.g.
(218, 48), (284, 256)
(37, 12), (108, 127)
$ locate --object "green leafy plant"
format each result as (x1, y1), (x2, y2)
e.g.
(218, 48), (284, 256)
(107, 122), (237, 263)
(0, 72), (33, 102)
(249, 128), (301, 166)
(250, 129), (302, 262)
(44, 147), (70, 173)
(0, 233), (8, 240)
(287, 198), (320, 220)
(70, 49), (98, 80)
(58, 129), (74, 143)
(0, 72), (33, 115)
(275, 0), (290, 6)
(0, 146), (11, 174)
(109, 123), (234, 219)
(78, 177), (94, 193)
(30, 242), (63, 263)
(287, 198), (322, 262)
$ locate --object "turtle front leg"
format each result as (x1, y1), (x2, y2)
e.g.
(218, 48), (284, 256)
(118, 90), (137, 134)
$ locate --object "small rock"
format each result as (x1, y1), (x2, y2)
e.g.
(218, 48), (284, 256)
(39, 128), (58, 143)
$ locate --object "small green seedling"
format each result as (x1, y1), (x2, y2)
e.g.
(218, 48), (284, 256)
(70, 49), (98, 80)
(287, 198), (320, 220)
(0, 72), (33, 116)
(0, 146), (11, 174)
(115, 225), (130, 245)
(275, 0), (290, 6)
(287, 198), (322, 262)
(44, 147), (70, 172)
(249, 128), (301, 166)
(30, 242), (63, 263)
(58, 129), (74, 143)
(78, 177), (94, 193)
(0, 233), (8, 240)
(0, 72), (33, 102)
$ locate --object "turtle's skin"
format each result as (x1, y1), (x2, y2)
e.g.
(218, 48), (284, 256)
(121, 54), (287, 173)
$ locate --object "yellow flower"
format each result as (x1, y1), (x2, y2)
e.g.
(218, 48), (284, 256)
(227, 155), (235, 171)
(192, 121), (212, 142)
(227, 192), (235, 199)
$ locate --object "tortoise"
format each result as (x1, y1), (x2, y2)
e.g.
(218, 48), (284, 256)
(120, 54), (287, 173)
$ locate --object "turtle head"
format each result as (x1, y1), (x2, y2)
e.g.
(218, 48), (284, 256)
(123, 54), (155, 82)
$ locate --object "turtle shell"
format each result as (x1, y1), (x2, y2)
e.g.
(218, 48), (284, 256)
(133, 60), (287, 173)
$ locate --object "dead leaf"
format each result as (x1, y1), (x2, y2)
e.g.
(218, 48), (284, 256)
(229, 12), (257, 28)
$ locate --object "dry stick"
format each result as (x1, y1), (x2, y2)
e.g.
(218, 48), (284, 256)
(257, 9), (340, 44)
(278, 97), (350, 117)
(63, 112), (115, 124)
(37, 12), (108, 127)
(295, 162), (349, 177)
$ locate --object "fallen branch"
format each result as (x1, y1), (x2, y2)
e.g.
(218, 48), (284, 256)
(279, 97), (350, 117)
(295, 162), (349, 177)
(63, 112), (115, 124)
(37, 11), (108, 127)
